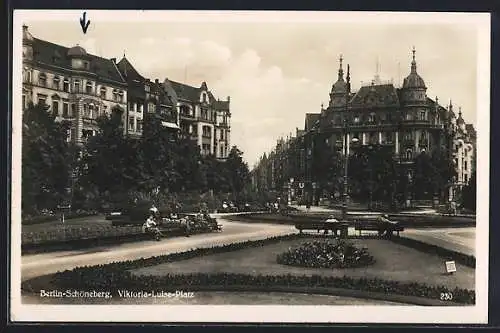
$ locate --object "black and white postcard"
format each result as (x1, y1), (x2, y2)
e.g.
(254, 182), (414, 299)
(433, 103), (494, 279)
(10, 10), (490, 324)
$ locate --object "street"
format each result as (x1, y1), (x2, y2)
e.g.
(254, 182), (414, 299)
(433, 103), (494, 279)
(21, 218), (296, 281)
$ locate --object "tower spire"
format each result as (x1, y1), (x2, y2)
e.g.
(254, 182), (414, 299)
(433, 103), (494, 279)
(411, 46), (417, 73)
(338, 54), (344, 80)
(374, 57), (381, 84)
(346, 64), (351, 92)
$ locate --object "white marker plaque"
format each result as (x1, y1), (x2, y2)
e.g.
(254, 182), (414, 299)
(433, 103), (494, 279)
(445, 260), (457, 274)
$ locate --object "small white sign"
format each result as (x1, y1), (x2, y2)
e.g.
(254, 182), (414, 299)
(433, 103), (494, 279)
(445, 260), (457, 274)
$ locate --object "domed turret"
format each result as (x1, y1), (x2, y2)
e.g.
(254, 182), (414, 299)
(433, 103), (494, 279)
(328, 55), (350, 108)
(402, 47), (426, 89)
(22, 25), (34, 45)
(401, 47), (427, 104)
(67, 45), (88, 57)
(22, 25), (34, 61)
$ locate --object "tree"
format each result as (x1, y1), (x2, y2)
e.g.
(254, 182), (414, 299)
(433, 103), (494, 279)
(80, 106), (133, 204)
(348, 145), (396, 207)
(224, 146), (250, 197)
(22, 102), (74, 214)
(461, 171), (476, 212)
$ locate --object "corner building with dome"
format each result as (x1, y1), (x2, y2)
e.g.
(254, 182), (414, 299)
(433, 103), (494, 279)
(22, 25), (129, 144)
(304, 48), (476, 205)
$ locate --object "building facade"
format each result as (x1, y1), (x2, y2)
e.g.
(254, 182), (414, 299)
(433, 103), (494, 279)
(163, 79), (231, 159)
(22, 25), (128, 144)
(252, 49), (476, 207)
(117, 57), (179, 139)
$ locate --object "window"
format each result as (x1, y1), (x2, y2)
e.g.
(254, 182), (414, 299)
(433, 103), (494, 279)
(145, 84), (150, 92)
(63, 103), (69, 117)
(37, 94), (46, 106)
(53, 76), (60, 90)
(386, 113), (392, 122)
(385, 131), (393, 143)
(202, 94), (207, 103)
(63, 78), (70, 92)
(354, 115), (360, 123)
(406, 113), (413, 121)
(52, 101), (59, 115)
(38, 73), (47, 86)
(464, 161), (468, 171)
(202, 126), (211, 138)
(220, 146), (224, 157)
(148, 102), (155, 113)
(220, 130), (224, 140)
(420, 111), (426, 121)
(22, 95), (26, 109)
(137, 104), (143, 113)
(74, 80), (81, 93)
(368, 113), (376, 123)
(129, 116), (135, 131)
(89, 104), (94, 119)
(406, 149), (413, 160)
(86, 82), (93, 94)
(100, 87), (107, 99)
(137, 120), (143, 132)
(201, 108), (208, 120)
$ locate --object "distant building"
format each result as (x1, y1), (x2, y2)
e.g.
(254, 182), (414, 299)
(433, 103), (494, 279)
(253, 48), (476, 206)
(163, 79), (231, 159)
(117, 56), (179, 139)
(22, 25), (128, 144)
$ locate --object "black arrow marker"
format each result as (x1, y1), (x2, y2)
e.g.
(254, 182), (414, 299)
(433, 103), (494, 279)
(80, 12), (91, 34)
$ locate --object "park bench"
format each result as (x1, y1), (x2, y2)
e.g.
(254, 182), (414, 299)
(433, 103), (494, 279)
(353, 219), (404, 237)
(295, 222), (349, 237)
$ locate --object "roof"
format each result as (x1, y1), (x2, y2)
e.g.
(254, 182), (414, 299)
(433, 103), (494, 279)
(169, 80), (202, 101)
(32, 38), (126, 85)
(305, 113), (321, 131)
(350, 84), (400, 108)
(117, 57), (145, 82)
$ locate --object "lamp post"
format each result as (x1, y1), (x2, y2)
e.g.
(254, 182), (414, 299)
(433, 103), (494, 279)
(341, 120), (359, 221)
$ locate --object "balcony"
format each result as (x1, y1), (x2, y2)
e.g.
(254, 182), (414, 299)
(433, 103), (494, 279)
(82, 117), (98, 126)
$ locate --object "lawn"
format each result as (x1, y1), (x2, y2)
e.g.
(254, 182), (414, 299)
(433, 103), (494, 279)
(133, 237), (474, 290)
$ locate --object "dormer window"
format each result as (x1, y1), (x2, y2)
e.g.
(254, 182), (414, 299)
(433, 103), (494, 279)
(202, 93), (207, 103)
(74, 79), (81, 93)
(86, 81), (93, 94)
(100, 87), (107, 99)
(63, 78), (70, 92)
(145, 84), (150, 92)
(38, 73), (47, 87)
(420, 110), (427, 121)
(53, 76), (60, 90)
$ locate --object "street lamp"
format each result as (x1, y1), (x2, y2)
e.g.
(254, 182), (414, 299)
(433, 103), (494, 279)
(341, 124), (359, 221)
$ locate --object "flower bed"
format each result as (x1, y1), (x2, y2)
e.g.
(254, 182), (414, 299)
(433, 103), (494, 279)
(277, 239), (375, 269)
(24, 234), (475, 305)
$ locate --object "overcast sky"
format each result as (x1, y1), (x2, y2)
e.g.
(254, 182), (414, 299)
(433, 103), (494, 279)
(20, 11), (485, 167)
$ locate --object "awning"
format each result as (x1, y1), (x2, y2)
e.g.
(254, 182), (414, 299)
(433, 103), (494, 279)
(161, 121), (180, 130)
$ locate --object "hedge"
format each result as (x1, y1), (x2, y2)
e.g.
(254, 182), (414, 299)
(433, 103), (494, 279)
(22, 211), (99, 226)
(32, 234), (475, 305)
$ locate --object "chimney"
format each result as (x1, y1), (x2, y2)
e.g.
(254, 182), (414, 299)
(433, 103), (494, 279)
(155, 79), (159, 84)
(110, 58), (116, 63)
(227, 96), (230, 102)
(23, 24), (28, 31)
